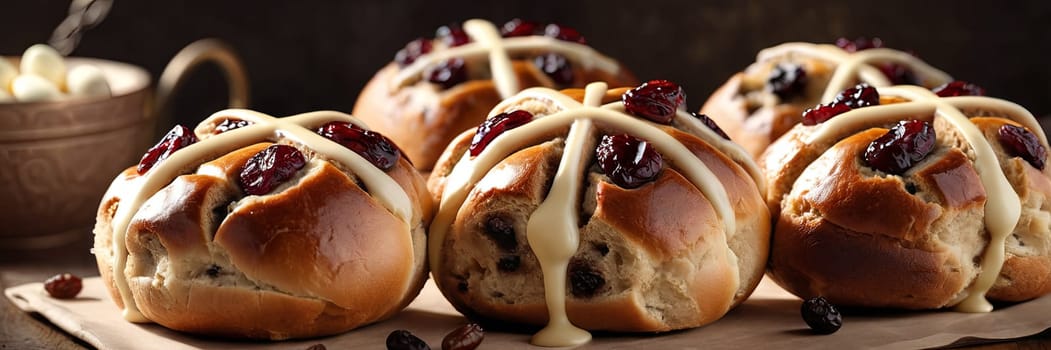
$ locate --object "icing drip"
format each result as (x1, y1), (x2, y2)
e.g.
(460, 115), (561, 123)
(756, 42), (952, 102)
(390, 19), (620, 94)
(805, 85), (1045, 312)
(109, 110), (413, 322)
(429, 83), (740, 346)
(527, 83), (604, 346)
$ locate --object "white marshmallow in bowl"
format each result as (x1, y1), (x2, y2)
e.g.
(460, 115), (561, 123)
(12, 74), (63, 102)
(0, 58), (16, 91)
(20, 44), (67, 89)
(66, 65), (111, 98)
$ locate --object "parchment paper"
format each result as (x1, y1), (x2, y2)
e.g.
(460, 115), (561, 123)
(6, 276), (1051, 349)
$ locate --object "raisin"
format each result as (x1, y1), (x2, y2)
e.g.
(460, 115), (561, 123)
(999, 124), (1047, 170)
(932, 81), (986, 97)
(593, 243), (610, 256)
(442, 323), (484, 350)
(691, 112), (730, 140)
(469, 110), (533, 157)
(316, 121), (401, 170)
(834, 83), (879, 108)
(436, 23), (470, 47)
(568, 260), (605, 298)
(767, 64), (808, 101)
(543, 23), (586, 44)
(137, 125), (198, 174)
(905, 182), (918, 195)
(501, 19), (541, 37)
(622, 80), (685, 124)
(802, 101), (851, 126)
(238, 144), (307, 196)
(387, 329), (431, 350)
(801, 296), (842, 334)
(425, 58), (467, 89)
(863, 120), (936, 174)
(44, 273), (82, 299)
(534, 53), (574, 86)
(483, 214), (517, 251)
(497, 255), (520, 272)
(395, 38), (432, 67)
(595, 134), (663, 189)
(834, 37), (884, 53)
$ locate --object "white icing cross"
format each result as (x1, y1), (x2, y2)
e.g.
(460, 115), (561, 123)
(757, 42), (953, 102)
(390, 18), (621, 98)
(108, 109), (412, 322)
(430, 82), (761, 346)
(806, 85), (1046, 312)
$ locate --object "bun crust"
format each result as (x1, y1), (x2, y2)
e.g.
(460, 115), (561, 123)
(762, 90), (1051, 309)
(428, 85), (769, 332)
(94, 113), (432, 340)
(353, 20), (637, 171)
(701, 42), (952, 158)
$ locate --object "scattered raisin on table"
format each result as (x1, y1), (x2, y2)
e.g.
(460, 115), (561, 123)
(801, 296), (842, 334)
(442, 323), (484, 350)
(44, 273), (82, 299)
(387, 329), (431, 350)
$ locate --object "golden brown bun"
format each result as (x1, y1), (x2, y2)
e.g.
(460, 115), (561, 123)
(701, 44), (950, 158)
(428, 87), (769, 332)
(94, 122), (432, 340)
(763, 100), (1051, 308)
(354, 57), (637, 171)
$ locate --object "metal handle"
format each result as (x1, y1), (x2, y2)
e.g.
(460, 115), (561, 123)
(154, 38), (250, 131)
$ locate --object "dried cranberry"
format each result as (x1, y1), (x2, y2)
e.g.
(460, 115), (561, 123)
(801, 296), (842, 334)
(999, 124), (1046, 170)
(801, 101), (851, 126)
(316, 121), (401, 170)
(394, 38), (433, 67)
(387, 330), (431, 350)
(137, 125), (198, 175)
(767, 64), (808, 100)
(878, 63), (917, 85)
(932, 81), (987, 97)
(596, 134), (662, 189)
(425, 58), (467, 89)
(239, 144), (307, 196)
(442, 323), (484, 350)
(500, 18), (540, 37)
(834, 37), (884, 53)
(214, 118), (253, 134)
(533, 53), (574, 86)
(834, 83), (880, 108)
(436, 23), (470, 47)
(543, 23), (586, 44)
(622, 80), (686, 124)
(863, 120), (936, 174)
(44, 273), (82, 299)
(468, 110), (533, 157)
(690, 112), (730, 140)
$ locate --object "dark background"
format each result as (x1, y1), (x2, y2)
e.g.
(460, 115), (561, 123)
(2, 1), (1049, 128)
